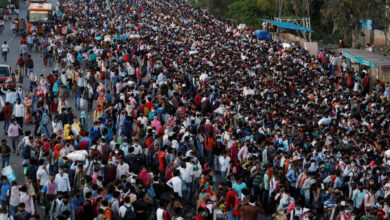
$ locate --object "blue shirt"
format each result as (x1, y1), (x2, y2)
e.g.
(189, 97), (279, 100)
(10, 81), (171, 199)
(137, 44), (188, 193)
(0, 182), (10, 201)
(333, 176), (343, 189)
(324, 197), (337, 208)
(285, 169), (297, 188)
(352, 189), (368, 208)
(72, 196), (84, 211)
(232, 182), (247, 198)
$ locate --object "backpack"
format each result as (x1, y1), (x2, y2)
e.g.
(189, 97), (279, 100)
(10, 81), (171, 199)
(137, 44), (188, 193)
(122, 206), (136, 220)
(27, 59), (33, 68)
(165, 165), (175, 180)
(18, 57), (24, 66)
(163, 210), (172, 220)
(76, 200), (91, 220)
(22, 144), (31, 160)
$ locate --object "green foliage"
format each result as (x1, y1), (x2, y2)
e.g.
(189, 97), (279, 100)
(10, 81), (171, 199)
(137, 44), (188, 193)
(190, 0), (206, 9)
(227, 0), (274, 27)
(256, 0), (276, 16)
(209, 0), (234, 18)
(322, 0), (386, 47)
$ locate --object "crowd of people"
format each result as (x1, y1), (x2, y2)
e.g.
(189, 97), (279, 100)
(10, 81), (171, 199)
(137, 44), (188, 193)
(0, 0), (389, 219)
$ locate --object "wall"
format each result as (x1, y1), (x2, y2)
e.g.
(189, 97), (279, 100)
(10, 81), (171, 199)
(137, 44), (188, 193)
(380, 66), (390, 83)
(359, 27), (390, 47)
(277, 33), (306, 47)
(277, 33), (318, 55)
(304, 41), (319, 56)
(374, 30), (387, 45)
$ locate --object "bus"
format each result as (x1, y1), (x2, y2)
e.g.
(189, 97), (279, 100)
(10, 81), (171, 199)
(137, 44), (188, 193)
(27, 3), (52, 34)
(30, 0), (46, 4)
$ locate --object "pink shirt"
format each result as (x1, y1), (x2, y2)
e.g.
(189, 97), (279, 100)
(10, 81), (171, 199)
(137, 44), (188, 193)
(151, 119), (161, 131)
(7, 123), (20, 137)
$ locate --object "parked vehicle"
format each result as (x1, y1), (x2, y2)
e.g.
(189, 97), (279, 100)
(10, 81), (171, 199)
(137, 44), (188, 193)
(0, 64), (15, 92)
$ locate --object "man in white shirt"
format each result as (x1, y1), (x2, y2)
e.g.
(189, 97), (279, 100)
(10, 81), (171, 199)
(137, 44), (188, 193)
(1, 41), (9, 62)
(13, 98), (25, 128)
(156, 199), (169, 220)
(36, 160), (50, 190)
(182, 158), (194, 203)
(110, 135), (118, 150)
(219, 151), (231, 183)
(116, 158), (129, 179)
(54, 167), (71, 193)
(132, 140), (142, 155)
(166, 170), (183, 197)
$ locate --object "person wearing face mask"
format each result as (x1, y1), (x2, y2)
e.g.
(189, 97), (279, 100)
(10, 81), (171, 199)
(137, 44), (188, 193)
(51, 194), (75, 220)
(120, 139), (130, 157)
(116, 157), (129, 180)
(8, 118), (21, 154)
(352, 183), (368, 210)
(54, 167), (71, 195)
(366, 177), (376, 190)
(73, 164), (86, 190)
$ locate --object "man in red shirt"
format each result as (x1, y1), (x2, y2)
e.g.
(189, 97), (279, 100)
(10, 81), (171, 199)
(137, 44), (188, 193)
(224, 181), (239, 220)
(157, 146), (167, 181)
(2, 102), (12, 134)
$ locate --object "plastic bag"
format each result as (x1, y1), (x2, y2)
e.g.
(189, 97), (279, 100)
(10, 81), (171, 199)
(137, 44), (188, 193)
(3, 166), (16, 182)
(67, 150), (88, 161)
(80, 98), (87, 109)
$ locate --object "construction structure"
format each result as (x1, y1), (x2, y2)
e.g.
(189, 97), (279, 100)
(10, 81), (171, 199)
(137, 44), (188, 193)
(274, 17), (312, 41)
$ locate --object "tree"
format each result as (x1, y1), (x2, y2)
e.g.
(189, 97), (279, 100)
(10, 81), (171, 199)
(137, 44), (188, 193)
(257, 0), (277, 17)
(227, 0), (263, 27)
(290, 0), (313, 17)
(323, 0), (385, 48)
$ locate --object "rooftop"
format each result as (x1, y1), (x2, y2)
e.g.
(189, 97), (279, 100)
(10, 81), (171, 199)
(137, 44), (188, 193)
(339, 48), (390, 68)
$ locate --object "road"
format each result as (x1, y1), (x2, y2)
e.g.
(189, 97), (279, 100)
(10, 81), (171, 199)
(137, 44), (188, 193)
(0, 0), (93, 218)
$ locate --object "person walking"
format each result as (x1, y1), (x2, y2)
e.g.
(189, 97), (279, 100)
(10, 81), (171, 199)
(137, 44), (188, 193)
(3, 101), (12, 135)
(224, 181), (239, 220)
(9, 181), (20, 218)
(7, 118), (21, 153)
(13, 98), (24, 129)
(16, 54), (26, 77)
(26, 55), (33, 78)
(0, 139), (11, 167)
(1, 41), (9, 62)
(41, 175), (57, 217)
